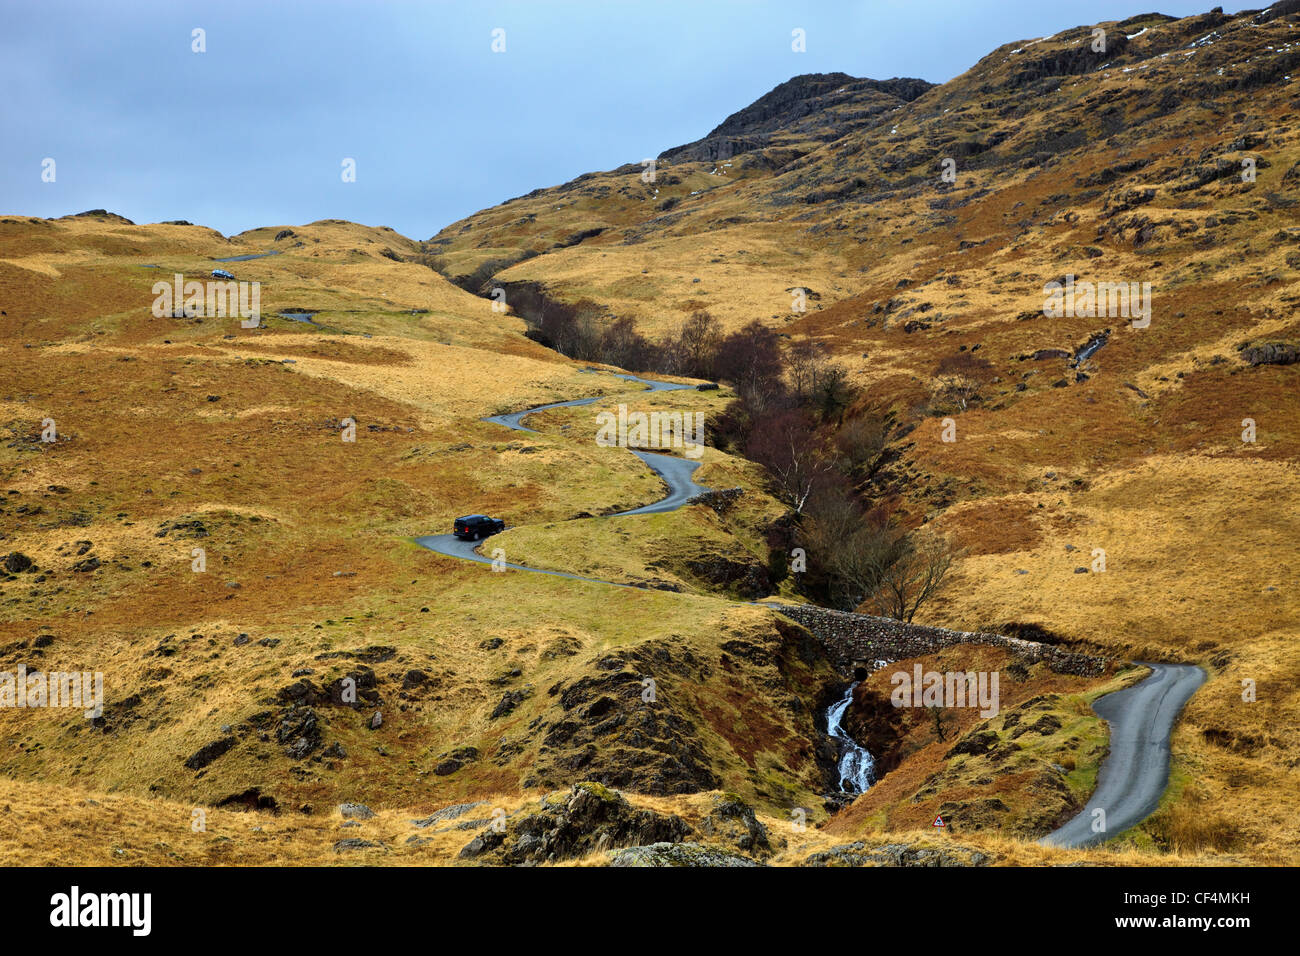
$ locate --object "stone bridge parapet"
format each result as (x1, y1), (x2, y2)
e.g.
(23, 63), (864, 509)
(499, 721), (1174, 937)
(767, 603), (1109, 677)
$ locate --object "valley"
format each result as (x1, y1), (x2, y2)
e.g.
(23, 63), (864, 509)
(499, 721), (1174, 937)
(2, 2), (1298, 869)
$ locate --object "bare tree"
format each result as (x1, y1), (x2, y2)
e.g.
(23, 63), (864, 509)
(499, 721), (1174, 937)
(836, 410), (892, 484)
(806, 504), (910, 610)
(813, 363), (854, 422)
(932, 352), (994, 413)
(716, 320), (785, 410)
(787, 337), (829, 402)
(675, 310), (722, 379)
(867, 530), (956, 623)
(598, 315), (652, 369)
(746, 409), (836, 514)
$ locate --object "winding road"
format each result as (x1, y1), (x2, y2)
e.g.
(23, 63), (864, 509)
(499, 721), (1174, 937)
(415, 371), (1204, 849)
(1041, 661), (1206, 848)
(415, 372), (709, 578)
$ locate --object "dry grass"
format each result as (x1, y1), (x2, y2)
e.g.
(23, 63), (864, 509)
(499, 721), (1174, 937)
(4, 9), (1300, 863)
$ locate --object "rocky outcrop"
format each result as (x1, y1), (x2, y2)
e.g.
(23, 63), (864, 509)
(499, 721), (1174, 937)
(521, 646), (721, 795)
(803, 841), (991, 867)
(458, 783), (692, 865)
(660, 73), (932, 164)
(2, 552), (34, 574)
(698, 793), (774, 856)
(608, 842), (762, 867)
(682, 553), (769, 599)
(686, 487), (743, 514)
(183, 735), (237, 771)
(1239, 341), (1300, 366)
(513, 614), (838, 800)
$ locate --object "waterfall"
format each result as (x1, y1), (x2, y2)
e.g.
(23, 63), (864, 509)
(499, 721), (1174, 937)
(826, 682), (875, 794)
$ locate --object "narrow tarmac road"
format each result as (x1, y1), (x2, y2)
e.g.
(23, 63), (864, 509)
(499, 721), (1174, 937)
(416, 372), (707, 568)
(1041, 661), (1206, 848)
(417, 372), (1204, 848)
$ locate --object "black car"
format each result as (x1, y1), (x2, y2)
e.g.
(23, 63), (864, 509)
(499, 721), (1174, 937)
(453, 514), (505, 540)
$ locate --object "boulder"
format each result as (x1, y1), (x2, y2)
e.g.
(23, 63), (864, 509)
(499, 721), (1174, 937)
(458, 782), (690, 865)
(609, 842), (762, 867)
(698, 793), (773, 855)
(183, 736), (237, 771)
(339, 803), (375, 820)
(3, 552), (33, 574)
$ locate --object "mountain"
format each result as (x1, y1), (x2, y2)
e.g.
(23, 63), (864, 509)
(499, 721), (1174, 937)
(1, 2), (1298, 867)
(421, 0), (1300, 861)
(660, 73), (933, 163)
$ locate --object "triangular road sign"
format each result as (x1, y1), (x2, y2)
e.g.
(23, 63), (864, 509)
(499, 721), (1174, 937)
(932, 815), (946, 828)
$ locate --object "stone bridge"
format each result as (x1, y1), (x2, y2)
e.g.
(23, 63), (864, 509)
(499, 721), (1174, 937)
(767, 603), (1110, 678)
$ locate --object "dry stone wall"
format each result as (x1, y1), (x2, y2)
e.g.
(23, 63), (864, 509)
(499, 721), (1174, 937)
(769, 603), (1109, 677)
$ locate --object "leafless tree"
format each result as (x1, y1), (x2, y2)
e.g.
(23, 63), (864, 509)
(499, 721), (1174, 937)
(867, 530), (956, 623)
(821, 510), (910, 610)
(746, 409), (837, 514)
(675, 310), (722, 379)
(932, 352), (994, 413)
(836, 410), (892, 484)
(787, 337), (829, 402)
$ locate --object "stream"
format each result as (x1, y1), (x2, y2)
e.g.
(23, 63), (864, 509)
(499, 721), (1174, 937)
(826, 682), (876, 794)
(1072, 328), (1110, 366)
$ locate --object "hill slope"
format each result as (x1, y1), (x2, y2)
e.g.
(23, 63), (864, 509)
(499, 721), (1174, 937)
(421, 1), (1300, 861)
(2, 2), (1298, 866)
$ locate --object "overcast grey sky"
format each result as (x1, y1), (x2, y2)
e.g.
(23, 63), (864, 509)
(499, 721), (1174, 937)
(0, 0), (1219, 239)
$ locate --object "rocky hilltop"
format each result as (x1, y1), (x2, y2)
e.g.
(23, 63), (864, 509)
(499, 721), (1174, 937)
(660, 73), (933, 164)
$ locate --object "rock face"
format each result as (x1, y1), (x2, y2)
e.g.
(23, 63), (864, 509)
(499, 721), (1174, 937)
(609, 842), (762, 867)
(1239, 342), (1300, 366)
(660, 72), (933, 164)
(698, 793), (774, 856)
(803, 841), (991, 867)
(458, 783), (691, 865)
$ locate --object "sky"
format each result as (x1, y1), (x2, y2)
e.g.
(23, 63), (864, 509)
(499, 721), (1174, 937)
(1, 0), (1221, 240)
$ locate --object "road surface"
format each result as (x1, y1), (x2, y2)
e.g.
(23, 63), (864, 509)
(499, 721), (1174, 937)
(416, 373), (707, 571)
(1040, 661), (1206, 848)
(417, 372), (1204, 847)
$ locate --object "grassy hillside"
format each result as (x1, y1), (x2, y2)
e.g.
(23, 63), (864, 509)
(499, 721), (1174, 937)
(419, 4), (1300, 864)
(2, 2), (1298, 867)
